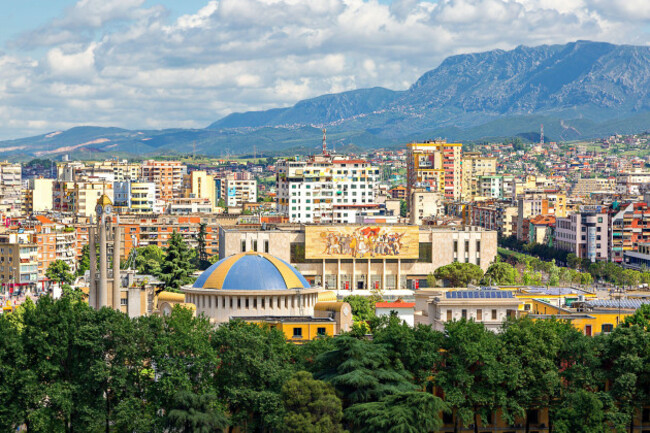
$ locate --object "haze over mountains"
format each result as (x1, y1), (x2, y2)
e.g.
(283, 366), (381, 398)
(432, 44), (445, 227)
(3, 40), (650, 159)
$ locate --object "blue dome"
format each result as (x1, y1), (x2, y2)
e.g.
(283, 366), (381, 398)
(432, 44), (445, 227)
(193, 252), (310, 291)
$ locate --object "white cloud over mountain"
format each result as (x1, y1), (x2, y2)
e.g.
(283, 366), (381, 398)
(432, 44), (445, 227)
(0, 0), (648, 139)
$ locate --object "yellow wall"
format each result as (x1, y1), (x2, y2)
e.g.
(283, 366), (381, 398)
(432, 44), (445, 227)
(528, 298), (632, 336)
(252, 321), (336, 342)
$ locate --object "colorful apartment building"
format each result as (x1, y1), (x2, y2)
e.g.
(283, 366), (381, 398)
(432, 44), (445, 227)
(407, 140), (462, 201)
(610, 202), (650, 264)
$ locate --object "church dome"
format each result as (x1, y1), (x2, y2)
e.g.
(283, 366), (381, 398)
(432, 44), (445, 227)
(192, 252), (310, 291)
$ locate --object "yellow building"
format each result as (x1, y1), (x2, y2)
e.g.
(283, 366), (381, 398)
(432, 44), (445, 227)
(183, 170), (216, 211)
(407, 140), (462, 201)
(461, 152), (497, 200)
(25, 178), (54, 213)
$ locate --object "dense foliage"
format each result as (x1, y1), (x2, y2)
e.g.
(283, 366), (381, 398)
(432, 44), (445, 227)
(2, 299), (650, 432)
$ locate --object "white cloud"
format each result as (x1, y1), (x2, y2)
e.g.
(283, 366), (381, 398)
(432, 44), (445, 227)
(0, 0), (648, 139)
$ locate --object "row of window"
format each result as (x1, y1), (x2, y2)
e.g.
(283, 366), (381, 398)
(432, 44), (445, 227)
(192, 294), (311, 310)
(240, 239), (269, 253)
(447, 309), (499, 321)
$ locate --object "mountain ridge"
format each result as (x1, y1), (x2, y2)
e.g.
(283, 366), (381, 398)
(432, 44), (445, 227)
(3, 40), (650, 159)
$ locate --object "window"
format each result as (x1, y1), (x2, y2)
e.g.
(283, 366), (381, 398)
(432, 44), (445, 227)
(293, 327), (303, 338)
(264, 240), (269, 253)
(447, 309), (452, 321)
(253, 240), (258, 251)
(491, 309), (497, 320)
(317, 327), (326, 336)
(477, 309), (482, 321)
(461, 309), (467, 319)
(245, 298), (250, 309)
(241, 240), (246, 252)
(120, 298), (127, 306)
(601, 324), (614, 334)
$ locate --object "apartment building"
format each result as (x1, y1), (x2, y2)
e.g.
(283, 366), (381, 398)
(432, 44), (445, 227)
(216, 176), (257, 207)
(25, 178), (54, 213)
(477, 174), (515, 200)
(410, 190), (444, 225)
(276, 155), (380, 223)
(0, 162), (22, 216)
(555, 208), (609, 261)
(616, 171), (650, 195)
(516, 192), (567, 240)
(183, 171), (216, 209)
(141, 160), (186, 202)
(0, 233), (39, 290)
(461, 152), (497, 200)
(610, 202), (650, 264)
(407, 140), (462, 201)
(114, 181), (158, 214)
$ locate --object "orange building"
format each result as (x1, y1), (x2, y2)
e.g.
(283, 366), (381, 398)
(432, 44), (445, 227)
(141, 160), (186, 202)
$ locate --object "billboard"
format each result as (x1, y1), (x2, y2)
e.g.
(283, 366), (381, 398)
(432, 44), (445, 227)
(305, 226), (420, 259)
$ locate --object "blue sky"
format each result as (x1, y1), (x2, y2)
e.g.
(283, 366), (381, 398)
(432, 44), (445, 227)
(0, 0), (648, 140)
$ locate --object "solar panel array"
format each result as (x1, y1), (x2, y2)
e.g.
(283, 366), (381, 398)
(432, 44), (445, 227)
(585, 299), (650, 309)
(445, 290), (514, 299)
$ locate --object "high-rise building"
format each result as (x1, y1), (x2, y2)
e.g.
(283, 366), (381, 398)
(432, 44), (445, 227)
(461, 152), (497, 200)
(276, 155), (380, 223)
(610, 202), (650, 264)
(555, 208), (609, 261)
(0, 162), (22, 216)
(0, 233), (39, 291)
(183, 171), (216, 210)
(141, 160), (187, 203)
(25, 178), (54, 213)
(407, 140), (462, 201)
(114, 181), (158, 214)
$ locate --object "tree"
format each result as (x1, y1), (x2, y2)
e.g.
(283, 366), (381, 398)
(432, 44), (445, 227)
(195, 223), (211, 271)
(212, 320), (296, 432)
(602, 325), (650, 433)
(434, 262), (484, 287)
(76, 243), (98, 277)
(159, 231), (196, 291)
(60, 284), (84, 302)
(481, 262), (517, 286)
(167, 391), (229, 433)
(346, 391), (446, 433)
(371, 314), (443, 386)
(566, 253), (582, 270)
(282, 371), (346, 433)
(437, 319), (506, 433)
(426, 272), (438, 288)
(135, 244), (165, 276)
(315, 336), (415, 408)
(343, 294), (381, 323)
(45, 259), (74, 285)
(553, 390), (608, 433)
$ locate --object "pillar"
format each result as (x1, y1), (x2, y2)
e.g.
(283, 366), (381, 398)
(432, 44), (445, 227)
(113, 225), (122, 311)
(98, 215), (108, 308)
(89, 226), (97, 309)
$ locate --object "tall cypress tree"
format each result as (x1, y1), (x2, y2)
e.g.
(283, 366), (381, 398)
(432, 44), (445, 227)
(160, 231), (196, 291)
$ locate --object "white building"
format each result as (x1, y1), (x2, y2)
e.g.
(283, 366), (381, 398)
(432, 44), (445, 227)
(414, 289), (523, 332)
(276, 155), (380, 223)
(0, 163), (21, 216)
(114, 181), (157, 214)
(375, 301), (415, 326)
(410, 189), (444, 225)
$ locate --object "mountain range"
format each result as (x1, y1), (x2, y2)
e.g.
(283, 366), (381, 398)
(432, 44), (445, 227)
(3, 40), (650, 160)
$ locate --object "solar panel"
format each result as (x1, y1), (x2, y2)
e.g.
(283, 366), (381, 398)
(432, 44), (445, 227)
(445, 290), (514, 299)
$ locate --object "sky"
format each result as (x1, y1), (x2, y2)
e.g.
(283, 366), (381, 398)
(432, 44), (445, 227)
(0, 0), (648, 140)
